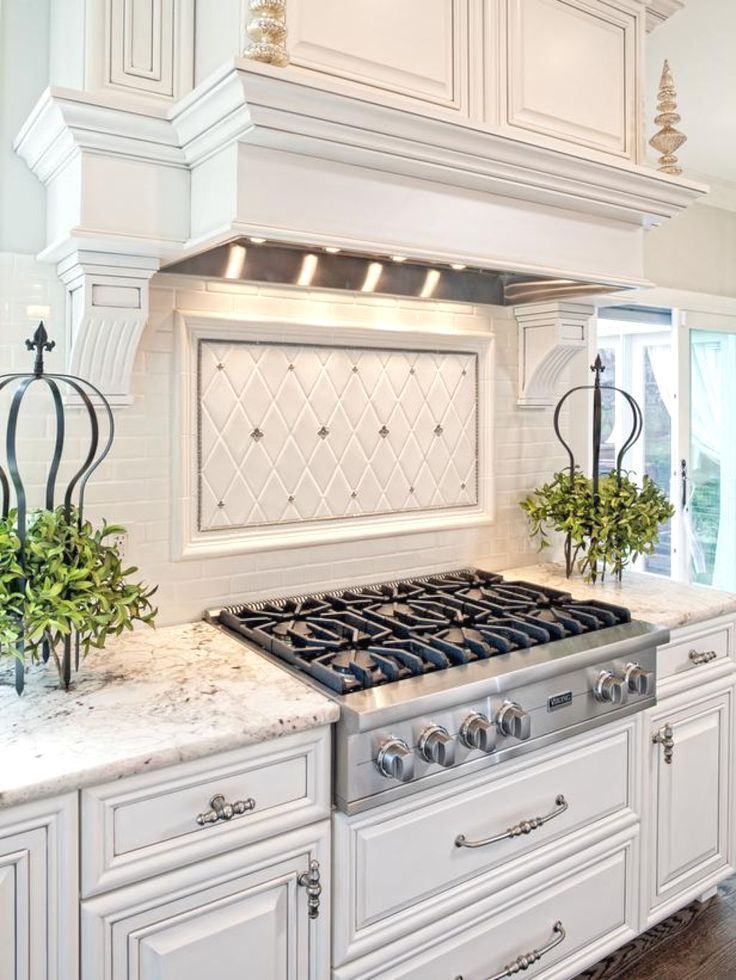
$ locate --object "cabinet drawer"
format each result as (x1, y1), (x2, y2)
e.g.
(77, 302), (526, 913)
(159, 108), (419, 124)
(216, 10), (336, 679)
(334, 832), (636, 979)
(333, 723), (634, 964)
(82, 727), (330, 897)
(658, 620), (732, 681)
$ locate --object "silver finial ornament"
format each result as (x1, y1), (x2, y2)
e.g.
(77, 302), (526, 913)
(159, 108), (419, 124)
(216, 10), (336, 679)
(245, 0), (289, 67)
(649, 60), (687, 175)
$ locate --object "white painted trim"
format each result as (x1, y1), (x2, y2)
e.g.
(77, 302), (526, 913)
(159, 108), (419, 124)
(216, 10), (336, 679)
(173, 311), (494, 561)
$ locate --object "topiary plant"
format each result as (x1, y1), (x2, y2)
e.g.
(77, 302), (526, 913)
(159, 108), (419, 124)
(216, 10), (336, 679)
(0, 506), (157, 687)
(520, 468), (674, 583)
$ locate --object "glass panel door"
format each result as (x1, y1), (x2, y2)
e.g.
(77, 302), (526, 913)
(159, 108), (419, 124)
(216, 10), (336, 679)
(688, 328), (736, 590)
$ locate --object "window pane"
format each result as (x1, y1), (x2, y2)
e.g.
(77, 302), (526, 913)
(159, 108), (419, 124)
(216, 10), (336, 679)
(643, 346), (671, 576)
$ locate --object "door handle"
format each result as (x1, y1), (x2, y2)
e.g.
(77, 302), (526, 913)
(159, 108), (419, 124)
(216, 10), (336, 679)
(681, 459), (688, 508)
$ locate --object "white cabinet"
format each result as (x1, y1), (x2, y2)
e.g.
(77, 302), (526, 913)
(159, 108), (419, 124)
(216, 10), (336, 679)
(500, 0), (640, 159)
(0, 795), (78, 980)
(645, 679), (735, 924)
(287, 0), (468, 113)
(82, 820), (330, 980)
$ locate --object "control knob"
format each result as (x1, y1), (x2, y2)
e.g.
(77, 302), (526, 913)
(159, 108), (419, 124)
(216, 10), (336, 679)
(418, 725), (456, 767)
(593, 670), (626, 704)
(459, 712), (497, 753)
(376, 737), (415, 782)
(624, 662), (654, 696)
(496, 702), (532, 741)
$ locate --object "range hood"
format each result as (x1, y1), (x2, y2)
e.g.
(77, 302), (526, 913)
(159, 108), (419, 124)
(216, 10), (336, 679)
(15, 50), (705, 407)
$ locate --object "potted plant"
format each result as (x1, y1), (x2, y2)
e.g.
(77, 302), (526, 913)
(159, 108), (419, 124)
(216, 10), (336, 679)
(520, 467), (674, 583)
(0, 505), (157, 690)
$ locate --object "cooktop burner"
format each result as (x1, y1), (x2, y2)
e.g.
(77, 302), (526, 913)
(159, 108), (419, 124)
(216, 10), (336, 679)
(217, 569), (632, 695)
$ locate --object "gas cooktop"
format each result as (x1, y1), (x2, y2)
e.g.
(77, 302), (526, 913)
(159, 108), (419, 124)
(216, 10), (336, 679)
(217, 569), (632, 695)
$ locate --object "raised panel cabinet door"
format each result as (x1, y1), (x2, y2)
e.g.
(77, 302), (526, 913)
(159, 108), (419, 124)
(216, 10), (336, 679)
(82, 823), (330, 980)
(287, 0), (467, 112)
(108, 0), (194, 98)
(0, 794), (78, 980)
(649, 689), (733, 916)
(504, 0), (639, 159)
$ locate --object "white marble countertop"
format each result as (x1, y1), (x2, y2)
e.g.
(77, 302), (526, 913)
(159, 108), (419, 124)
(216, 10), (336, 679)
(498, 562), (736, 631)
(0, 622), (338, 810)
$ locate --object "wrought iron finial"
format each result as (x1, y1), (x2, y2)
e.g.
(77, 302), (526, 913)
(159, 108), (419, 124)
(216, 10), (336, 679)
(590, 355), (605, 387)
(25, 322), (55, 377)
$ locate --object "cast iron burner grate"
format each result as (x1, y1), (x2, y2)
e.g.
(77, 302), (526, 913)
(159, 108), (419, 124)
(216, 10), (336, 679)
(217, 569), (631, 695)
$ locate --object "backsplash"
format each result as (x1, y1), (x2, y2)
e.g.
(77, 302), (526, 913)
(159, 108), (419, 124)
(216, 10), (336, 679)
(198, 340), (478, 531)
(0, 252), (578, 625)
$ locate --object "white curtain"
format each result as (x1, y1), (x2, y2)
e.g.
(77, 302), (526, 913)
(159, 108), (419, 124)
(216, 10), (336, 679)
(691, 332), (736, 591)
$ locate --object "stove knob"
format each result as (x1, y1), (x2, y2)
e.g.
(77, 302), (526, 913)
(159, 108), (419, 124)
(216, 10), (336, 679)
(624, 662), (654, 696)
(594, 670), (626, 704)
(460, 712), (497, 753)
(418, 725), (456, 767)
(496, 702), (531, 741)
(376, 738), (415, 782)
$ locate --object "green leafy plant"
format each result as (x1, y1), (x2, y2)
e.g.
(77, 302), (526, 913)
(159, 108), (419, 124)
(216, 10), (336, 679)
(0, 506), (157, 686)
(520, 468), (674, 583)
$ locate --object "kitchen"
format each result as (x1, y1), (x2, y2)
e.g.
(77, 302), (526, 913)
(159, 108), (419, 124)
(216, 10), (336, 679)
(2, 0), (736, 977)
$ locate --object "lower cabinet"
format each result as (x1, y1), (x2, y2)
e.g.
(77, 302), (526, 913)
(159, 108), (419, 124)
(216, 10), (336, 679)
(646, 680), (734, 923)
(0, 794), (78, 980)
(334, 829), (639, 980)
(82, 820), (330, 980)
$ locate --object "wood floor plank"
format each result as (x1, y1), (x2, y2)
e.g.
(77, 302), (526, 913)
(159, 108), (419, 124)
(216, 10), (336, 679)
(574, 877), (736, 980)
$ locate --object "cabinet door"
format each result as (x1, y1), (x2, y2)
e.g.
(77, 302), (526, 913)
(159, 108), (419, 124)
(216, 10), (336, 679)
(502, 0), (639, 159)
(648, 687), (734, 920)
(287, 0), (467, 113)
(0, 794), (78, 980)
(82, 822), (329, 980)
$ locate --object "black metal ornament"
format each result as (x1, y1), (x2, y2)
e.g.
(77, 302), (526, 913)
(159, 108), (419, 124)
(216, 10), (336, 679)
(552, 354), (643, 577)
(0, 324), (115, 693)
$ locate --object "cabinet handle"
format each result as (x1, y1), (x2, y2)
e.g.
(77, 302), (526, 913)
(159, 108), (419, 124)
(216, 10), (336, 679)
(455, 795), (568, 849)
(653, 723), (675, 764)
(298, 859), (322, 919)
(196, 793), (256, 826)
(453, 921), (566, 980)
(689, 649), (718, 666)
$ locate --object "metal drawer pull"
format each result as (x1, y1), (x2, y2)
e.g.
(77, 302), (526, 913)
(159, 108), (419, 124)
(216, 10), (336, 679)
(453, 921), (566, 980)
(455, 795), (568, 849)
(689, 649), (718, 666)
(653, 723), (674, 764)
(196, 793), (256, 826)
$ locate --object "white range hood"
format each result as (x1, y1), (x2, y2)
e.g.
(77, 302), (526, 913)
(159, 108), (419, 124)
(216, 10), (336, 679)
(14, 0), (703, 406)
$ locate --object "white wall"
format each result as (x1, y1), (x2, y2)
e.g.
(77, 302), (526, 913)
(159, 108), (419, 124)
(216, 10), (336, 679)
(0, 0), (50, 254)
(0, 252), (577, 625)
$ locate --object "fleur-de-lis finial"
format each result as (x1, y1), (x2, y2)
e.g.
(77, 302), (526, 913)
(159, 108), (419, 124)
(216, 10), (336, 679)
(590, 355), (605, 387)
(25, 322), (55, 377)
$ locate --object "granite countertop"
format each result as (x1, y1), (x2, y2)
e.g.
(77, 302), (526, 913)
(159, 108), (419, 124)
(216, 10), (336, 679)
(0, 622), (338, 809)
(498, 562), (736, 631)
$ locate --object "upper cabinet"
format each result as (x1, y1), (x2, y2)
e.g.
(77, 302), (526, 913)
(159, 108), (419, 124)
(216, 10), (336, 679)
(287, 0), (467, 113)
(500, 0), (639, 160)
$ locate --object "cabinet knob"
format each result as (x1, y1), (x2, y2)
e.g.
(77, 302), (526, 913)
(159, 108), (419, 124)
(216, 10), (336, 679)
(496, 702), (531, 741)
(689, 648), (718, 666)
(196, 794), (256, 826)
(418, 725), (456, 767)
(624, 662), (655, 696)
(653, 722), (675, 764)
(459, 711), (497, 753)
(593, 670), (626, 704)
(375, 737), (415, 781)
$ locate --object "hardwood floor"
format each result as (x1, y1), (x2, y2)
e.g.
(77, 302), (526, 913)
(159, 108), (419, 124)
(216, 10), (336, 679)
(574, 877), (736, 980)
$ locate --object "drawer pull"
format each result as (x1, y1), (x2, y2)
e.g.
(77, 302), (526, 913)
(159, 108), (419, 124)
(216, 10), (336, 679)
(458, 920), (565, 980)
(653, 723), (674, 764)
(455, 794), (568, 849)
(689, 649), (718, 666)
(196, 793), (256, 826)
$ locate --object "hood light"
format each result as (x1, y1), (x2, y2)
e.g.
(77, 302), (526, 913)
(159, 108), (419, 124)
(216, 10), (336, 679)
(297, 253), (319, 287)
(324, 246), (341, 254)
(224, 243), (247, 279)
(391, 255), (407, 263)
(420, 269), (441, 299)
(249, 237), (266, 244)
(451, 263), (467, 271)
(361, 262), (383, 293)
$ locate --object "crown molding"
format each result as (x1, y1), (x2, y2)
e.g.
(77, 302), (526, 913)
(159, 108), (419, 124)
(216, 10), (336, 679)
(644, 0), (686, 32)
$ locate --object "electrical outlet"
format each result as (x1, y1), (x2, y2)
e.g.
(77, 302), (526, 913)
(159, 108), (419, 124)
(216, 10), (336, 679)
(111, 531), (129, 559)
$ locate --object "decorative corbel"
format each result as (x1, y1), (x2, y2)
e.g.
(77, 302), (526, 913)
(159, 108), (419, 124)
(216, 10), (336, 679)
(515, 301), (593, 408)
(57, 252), (159, 407)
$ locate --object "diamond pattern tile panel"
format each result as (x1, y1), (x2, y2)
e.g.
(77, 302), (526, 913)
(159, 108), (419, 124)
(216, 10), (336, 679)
(198, 340), (478, 531)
